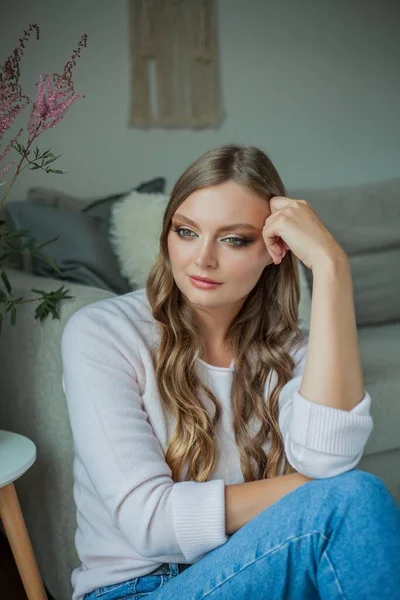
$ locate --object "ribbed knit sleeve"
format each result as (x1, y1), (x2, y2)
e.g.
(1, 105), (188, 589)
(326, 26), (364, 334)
(278, 338), (374, 479)
(170, 479), (228, 562)
(61, 304), (228, 564)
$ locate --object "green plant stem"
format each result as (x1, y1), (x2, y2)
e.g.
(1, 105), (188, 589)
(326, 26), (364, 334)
(3, 296), (43, 306)
(0, 121), (42, 211)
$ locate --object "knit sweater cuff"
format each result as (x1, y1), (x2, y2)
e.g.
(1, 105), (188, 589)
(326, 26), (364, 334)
(289, 388), (374, 456)
(170, 478), (228, 563)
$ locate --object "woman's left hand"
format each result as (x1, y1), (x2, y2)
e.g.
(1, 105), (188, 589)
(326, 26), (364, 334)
(262, 196), (346, 271)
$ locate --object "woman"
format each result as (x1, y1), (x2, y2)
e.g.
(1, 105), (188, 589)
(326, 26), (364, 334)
(61, 144), (400, 600)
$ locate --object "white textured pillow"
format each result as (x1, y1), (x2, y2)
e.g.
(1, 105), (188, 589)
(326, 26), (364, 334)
(109, 190), (169, 289)
(109, 189), (311, 330)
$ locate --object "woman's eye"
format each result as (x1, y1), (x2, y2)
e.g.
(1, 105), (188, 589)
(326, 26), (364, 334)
(174, 227), (193, 238)
(224, 237), (247, 246)
(171, 227), (249, 247)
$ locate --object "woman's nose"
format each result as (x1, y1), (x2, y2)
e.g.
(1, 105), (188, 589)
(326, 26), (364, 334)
(194, 244), (217, 268)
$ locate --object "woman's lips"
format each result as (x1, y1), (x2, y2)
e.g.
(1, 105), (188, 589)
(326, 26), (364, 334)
(189, 276), (222, 289)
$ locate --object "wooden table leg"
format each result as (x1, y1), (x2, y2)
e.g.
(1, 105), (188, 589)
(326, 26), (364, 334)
(0, 482), (47, 600)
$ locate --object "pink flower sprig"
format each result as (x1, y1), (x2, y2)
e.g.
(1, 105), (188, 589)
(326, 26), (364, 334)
(62, 32), (88, 81)
(27, 72), (84, 135)
(0, 28), (87, 209)
(27, 33), (88, 136)
(0, 23), (39, 110)
(0, 25), (39, 180)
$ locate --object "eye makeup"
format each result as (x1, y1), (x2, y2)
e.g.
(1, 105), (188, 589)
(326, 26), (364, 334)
(171, 226), (253, 247)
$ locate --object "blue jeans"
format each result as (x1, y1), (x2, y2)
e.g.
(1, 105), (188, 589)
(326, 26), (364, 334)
(83, 469), (400, 599)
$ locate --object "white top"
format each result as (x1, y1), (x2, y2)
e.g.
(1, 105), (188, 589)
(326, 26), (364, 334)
(0, 430), (36, 488)
(61, 288), (374, 600)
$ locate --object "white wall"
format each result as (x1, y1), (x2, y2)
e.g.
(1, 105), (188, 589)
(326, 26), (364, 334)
(1, 0), (399, 203)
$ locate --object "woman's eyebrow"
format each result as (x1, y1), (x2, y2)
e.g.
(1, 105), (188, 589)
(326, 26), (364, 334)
(172, 213), (259, 233)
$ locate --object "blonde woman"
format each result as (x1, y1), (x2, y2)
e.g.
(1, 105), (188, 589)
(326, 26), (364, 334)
(62, 144), (400, 600)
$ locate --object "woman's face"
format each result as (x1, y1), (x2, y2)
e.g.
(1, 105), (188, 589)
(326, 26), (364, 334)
(167, 180), (275, 309)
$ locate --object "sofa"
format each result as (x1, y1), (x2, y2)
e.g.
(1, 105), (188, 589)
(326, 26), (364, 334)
(0, 177), (399, 600)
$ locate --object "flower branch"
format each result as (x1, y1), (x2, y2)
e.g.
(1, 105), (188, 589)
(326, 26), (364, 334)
(0, 24), (88, 330)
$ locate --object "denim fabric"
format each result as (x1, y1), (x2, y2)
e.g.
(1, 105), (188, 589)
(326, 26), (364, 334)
(83, 469), (400, 599)
(83, 563), (190, 600)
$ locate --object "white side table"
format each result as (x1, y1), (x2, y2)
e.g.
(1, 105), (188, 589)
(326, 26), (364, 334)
(0, 429), (47, 600)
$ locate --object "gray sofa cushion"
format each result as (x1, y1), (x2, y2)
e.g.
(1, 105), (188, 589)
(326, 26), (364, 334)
(5, 178), (166, 293)
(304, 246), (400, 326)
(27, 186), (94, 211)
(289, 178), (400, 326)
(5, 202), (133, 294)
(27, 178), (166, 215)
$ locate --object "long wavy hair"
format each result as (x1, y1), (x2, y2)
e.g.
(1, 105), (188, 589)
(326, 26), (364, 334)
(146, 144), (306, 483)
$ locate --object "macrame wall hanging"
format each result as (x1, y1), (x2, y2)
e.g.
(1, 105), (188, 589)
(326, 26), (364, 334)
(128, 0), (224, 128)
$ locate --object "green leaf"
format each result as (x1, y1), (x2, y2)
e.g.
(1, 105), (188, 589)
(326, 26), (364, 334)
(31, 249), (63, 276)
(11, 306), (17, 326)
(1, 270), (11, 294)
(31, 235), (60, 250)
(40, 259), (63, 277)
(12, 141), (24, 153)
(5, 228), (31, 239)
(46, 168), (64, 174)
(43, 154), (61, 166)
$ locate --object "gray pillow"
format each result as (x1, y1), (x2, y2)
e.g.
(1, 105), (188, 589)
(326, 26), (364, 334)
(27, 186), (93, 211)
(27, 177), (166, 215)
(5, 202), (132, 294)
(11, 177), (167, 292)
(289, 178), (400, 326)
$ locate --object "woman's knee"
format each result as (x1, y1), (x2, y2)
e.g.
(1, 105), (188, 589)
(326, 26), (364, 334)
(310, 468), (394, 508)
(325, 468), (387, 492)
(236, 469), (396, 551)
(310, 467), (382, 490)
(253, 469), (392, 528)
